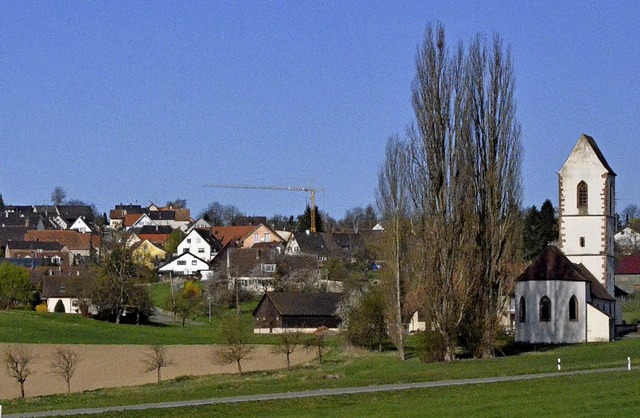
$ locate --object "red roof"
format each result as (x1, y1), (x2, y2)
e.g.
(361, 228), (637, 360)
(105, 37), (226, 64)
(211, 225), (256, 246)
(616, 255), (640, 275)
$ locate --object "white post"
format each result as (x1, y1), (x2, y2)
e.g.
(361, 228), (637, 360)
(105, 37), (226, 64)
(557, 358), (561, 371)
(628, 357), (631, 371)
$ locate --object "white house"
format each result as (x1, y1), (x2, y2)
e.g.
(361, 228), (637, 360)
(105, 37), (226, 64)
(615, 227), (640, 254)
(69, 217), (92, 233)
(176, 228), (222, 262)
(515, 134), (616, 344)
(158, 252), (211, 277)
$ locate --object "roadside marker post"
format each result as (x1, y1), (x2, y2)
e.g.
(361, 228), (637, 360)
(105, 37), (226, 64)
(557, 358), (561, 371)
(628, 357), (631, 371)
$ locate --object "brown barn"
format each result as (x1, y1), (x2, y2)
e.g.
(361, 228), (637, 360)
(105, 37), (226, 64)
(252, 292), (341, 333)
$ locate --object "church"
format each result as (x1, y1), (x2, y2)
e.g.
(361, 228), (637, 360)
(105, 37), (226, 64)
(515, 134), (617, 343)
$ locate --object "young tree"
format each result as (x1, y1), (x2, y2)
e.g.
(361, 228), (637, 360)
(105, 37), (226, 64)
(304, 327), (329, 363)
(4, 345), (35, 398)
(165, 198), (187, 209)
(49, 348), (81, 394)
(142, 344), (173, 383)
(0, 262), (33, 310)
(376, 135), (411, 360)
(272, 331), (303, 369)
(342, 287), (387, 351)
(176, 281), (203, 326)
(51, 186), (67, 205)
(212, 314), (254, 374)
(163, 228), (186, 255)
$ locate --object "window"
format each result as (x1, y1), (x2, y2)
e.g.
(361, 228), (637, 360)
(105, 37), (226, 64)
(264, 233), (270, 242)
(254, 233), (260, 243)
(569, 296), (578, 321)
(262, 264), (276, 273)
(518, 297), (526, 323)
(187, 238), (191, 243)
(192, 260), (197, 266)
(198, 248), (205, 253)
(577, 181), (588, 213)
(177, 260), (186, 266)
(539, 296), (551, 322)
(579, 237), (585, 247)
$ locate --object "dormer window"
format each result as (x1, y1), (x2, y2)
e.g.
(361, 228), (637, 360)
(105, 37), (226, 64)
(577, 181), (588, 214)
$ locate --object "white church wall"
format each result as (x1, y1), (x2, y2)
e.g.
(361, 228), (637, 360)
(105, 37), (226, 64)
(586, 304), (611, 342)
(515, 281), (586, 344)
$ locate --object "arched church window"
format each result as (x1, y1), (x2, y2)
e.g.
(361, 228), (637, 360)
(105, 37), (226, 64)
(577, 181), (588, 213)
(539, 296), (551, 322)
(519, 297), (526, 323)
(569, 296), (578, 321)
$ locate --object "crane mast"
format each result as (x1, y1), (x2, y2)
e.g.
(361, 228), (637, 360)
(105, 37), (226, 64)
(203, 184), (319, 232)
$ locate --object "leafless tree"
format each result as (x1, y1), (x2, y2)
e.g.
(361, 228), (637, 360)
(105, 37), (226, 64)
(272, 330), (303, 369)
(376, 135), (411, 361)
(142, 344), (173, 383)
(4, 345), (35, 398)
(212, 314), (254, 374)
(49, 348), (81, 393)
(408, 23), (477, 361)
(407, 23), (522, 359)
(304, 327), (329, 363)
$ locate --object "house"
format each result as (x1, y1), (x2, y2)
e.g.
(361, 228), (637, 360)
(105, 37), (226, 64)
(615, 255), (640, 295)
(109, 204), (146, 229)
(285, 231), (365, 264)
(285, 231), (330, 262)
(615, 227), (640, 255)
(5, 241), (71, 268)
(40, 275), (93, 315)
(157, 252), (211, 278)
(131, 239), (167, 268)
(134, 225), (173, 246)
(212, 224), (284, 248)
(24, 229), (100, 264)
(515, 134), (617, 343)
(68, 216), (93, 233)
(176, 228), (222, 262)
(127, 213), (155, 230)
(186, 217), (212, 233)
(253, 292), (342, 333)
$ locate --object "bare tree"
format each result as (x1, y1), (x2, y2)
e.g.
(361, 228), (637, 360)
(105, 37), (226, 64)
(4, 345), (35, 398)
(51, 186), (66, 205)
(142, 344), (173, 383)
(49, 348), (81, 393)
(212, 314), (254, 374)
(407, 24), (522, 359)
(463, 33), (523, 358)
(272, 331), (303, 369)
(376, 135), (411, 361)
(304, 327), (329, 363)
(408, 23), (477, 361)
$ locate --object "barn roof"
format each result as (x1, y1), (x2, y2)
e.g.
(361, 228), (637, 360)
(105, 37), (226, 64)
(254, 292), (341, 317)
(615, 255), (640, 275)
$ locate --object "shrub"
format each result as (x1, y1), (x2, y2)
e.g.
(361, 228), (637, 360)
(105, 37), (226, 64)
(35, 303), (48, 313)
(54, 299), (66, 313)
(415, 330), (447, 363)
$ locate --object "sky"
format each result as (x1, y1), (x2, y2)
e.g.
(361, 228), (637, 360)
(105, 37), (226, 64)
(1, 2), (639, 220)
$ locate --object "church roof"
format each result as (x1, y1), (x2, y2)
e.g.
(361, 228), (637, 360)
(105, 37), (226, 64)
(559, 134), (616, 176)
(516, 245), (615, 301)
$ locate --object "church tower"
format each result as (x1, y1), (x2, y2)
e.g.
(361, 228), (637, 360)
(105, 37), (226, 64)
(558, 134), (616, 295)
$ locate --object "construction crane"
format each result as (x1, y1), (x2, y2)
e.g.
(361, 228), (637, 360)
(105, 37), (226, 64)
(203, 184), (320, 232)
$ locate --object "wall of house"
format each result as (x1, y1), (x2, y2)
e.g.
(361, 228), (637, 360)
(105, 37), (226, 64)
(177, 231), (215, 262)
(158, 254), (210, 276)
(46, 298), (82, 314)
(586, 304), (611, 342)
(241, 225), (281, 248)
(515, 280), (587, 344)
(253, 298), (282, 329)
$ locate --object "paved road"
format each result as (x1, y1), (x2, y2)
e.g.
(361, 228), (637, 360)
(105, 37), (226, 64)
(3, 367), (630, 417)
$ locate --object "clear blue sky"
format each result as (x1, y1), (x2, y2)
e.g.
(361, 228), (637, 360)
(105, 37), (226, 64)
(2, 2), (639, 220)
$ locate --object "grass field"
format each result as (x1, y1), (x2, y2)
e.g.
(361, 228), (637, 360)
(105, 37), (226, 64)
(2, 335), (639, 414)
(69, 370), (640, 417)
(0, 307), (270, 345)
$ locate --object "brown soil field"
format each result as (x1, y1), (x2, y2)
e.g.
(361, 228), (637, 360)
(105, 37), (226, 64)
(0, 344), (315, 400)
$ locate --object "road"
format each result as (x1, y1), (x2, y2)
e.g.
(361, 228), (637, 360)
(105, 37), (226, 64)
(3, 367), (630, 417)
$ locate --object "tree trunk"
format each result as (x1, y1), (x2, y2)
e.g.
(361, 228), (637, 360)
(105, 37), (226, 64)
(286, 353), (291, 369)
(20, 382), (25, 398)
(66, 379), (71, 394)
(157, 367), (161, 383)
(115, 308), (122, 324)
(236, 359), (242, 374)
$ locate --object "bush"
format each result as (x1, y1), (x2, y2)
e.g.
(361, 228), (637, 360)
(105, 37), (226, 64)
(35, 303), (48, 313)
(54, 299), (66, 313)
(415, 330), (447, 363)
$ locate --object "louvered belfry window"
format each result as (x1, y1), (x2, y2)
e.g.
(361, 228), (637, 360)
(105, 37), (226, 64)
(577, 181), (588, 214)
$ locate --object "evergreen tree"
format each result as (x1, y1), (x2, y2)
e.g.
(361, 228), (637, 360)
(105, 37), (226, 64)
(296, 205), (323, 233)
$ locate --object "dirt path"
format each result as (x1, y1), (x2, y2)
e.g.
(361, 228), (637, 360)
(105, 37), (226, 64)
(0, 344), (314, 400)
